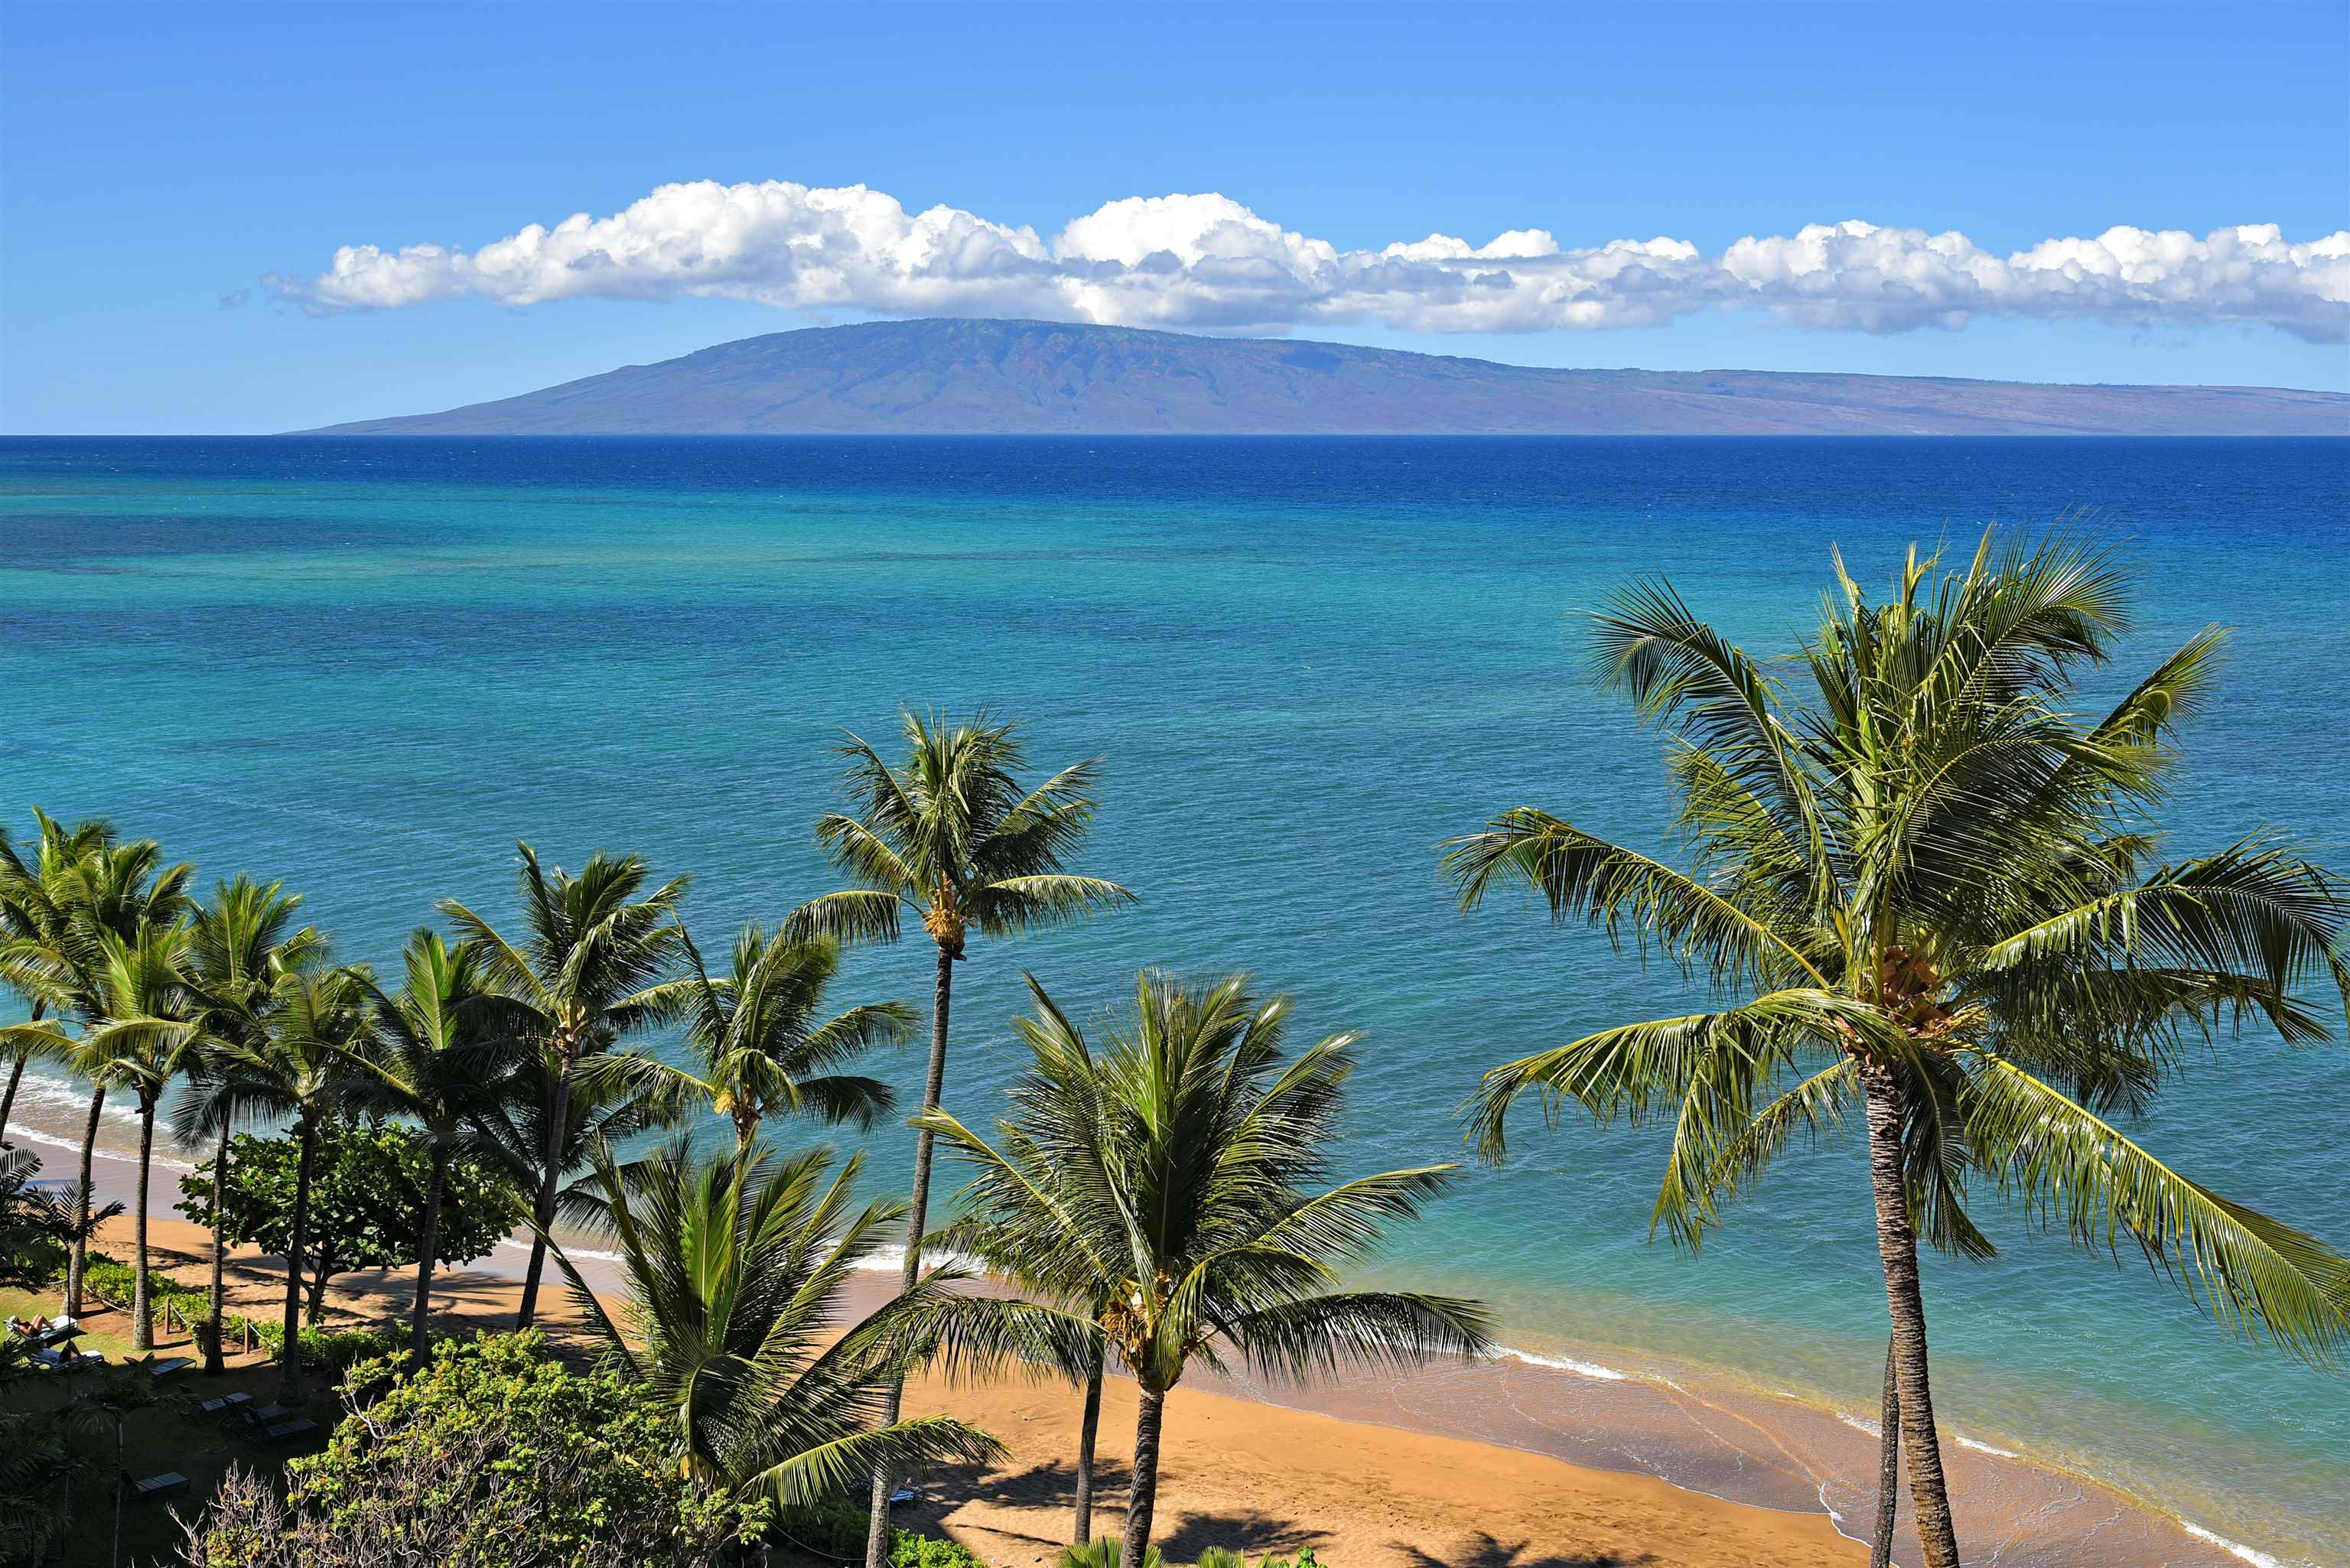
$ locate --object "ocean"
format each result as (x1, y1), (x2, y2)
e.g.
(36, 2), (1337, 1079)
(2, 435), (2345, 1566)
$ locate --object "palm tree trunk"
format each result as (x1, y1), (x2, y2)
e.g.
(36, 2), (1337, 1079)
(409, 1145), (448, 1367)
(0, 1000), (46, 1151)
(1862, 1063), (1962, 1568)
(65, 1084), (105, 1316)
(0, 1049), (26, 1148)
(515, 1052), (576, 1331)
(132, 1096), (156, 1350)
(279, 1117), (318, 1404)
(1072, 1352), (1105, 1544)
(864, 942), (955, 1568)
(1119, 1384), (1167, 1568)
(202, 1121), (230, 1376)
(305, 1254), (334, 1326)
(1871, 1332), (1900, 1568)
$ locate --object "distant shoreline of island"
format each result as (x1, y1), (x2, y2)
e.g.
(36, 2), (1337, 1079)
(288, 318), (2350, 438)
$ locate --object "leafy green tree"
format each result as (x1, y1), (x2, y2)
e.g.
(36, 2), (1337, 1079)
(1447, 532), (2350, 1568)
(346, 930), (532, 1359)
(0, 812), (192, 1313)
(180, 1331), (753, 1567)
(441, 842), (685, 1329)
(553, 1137), (1053, 1517)
(601, 922), (912, 1148)
(919, 971), (1494, 1568)
(787, 711), (1133, 1568)
(174, 876), (324, 1372)
(181, 1122), (525, 1329)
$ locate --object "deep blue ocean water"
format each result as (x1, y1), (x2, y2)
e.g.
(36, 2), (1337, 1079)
(3, 436), (2345, 1562)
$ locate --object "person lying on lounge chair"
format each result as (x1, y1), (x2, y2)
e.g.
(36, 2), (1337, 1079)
(14, 1315), (80, 1345)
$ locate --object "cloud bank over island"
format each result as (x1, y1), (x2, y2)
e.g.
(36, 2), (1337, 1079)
(289, 181), (2350, 342)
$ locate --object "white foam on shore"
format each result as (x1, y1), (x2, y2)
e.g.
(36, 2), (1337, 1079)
(513, 1238), (972, 1274)
(1834, 1410), (2018, 1459)
(8, 1070), (145, 1129)
(2179, 1522), (2288, 1568)
(498, 1237), (625, 1265)
(2171, 1523), (2283, 1568)
(3, 1120), (196, 1173)
(1497, 1345), (1630, 1381)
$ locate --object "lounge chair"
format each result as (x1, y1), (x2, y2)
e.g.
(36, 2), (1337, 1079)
(197, 1391), (253, 1416)
(146, 1356), (194, 1378)
(263, 1416), (318, 1443)
(128, 1471), (190, 1501)
(242, 1402), (289, 1428)
(29, 1347), (104, 1373)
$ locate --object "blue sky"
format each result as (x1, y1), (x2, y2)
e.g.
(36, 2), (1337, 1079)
(3, 1), (2345, 433)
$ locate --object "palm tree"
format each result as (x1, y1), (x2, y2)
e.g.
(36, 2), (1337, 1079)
(919, 971), (1495, 1568)
(0, 815), (193, 1315)
(174, 877), (324, 1374)
(0, 818), (100, 1148)
(1446, 531), (2350, 1568)
(1, 1150), (122, 1290)
(346, 930), (531, 1362)
(442, 842), (686, 1329)
(72, 922), (212, 1350)
(786, 711), (1134, 1568)
(601, 923), (913, 1150)
(236, 962), (371, 1403)
(465, 1042), (667, 1277)
(551, 1137), (1050, 1520)
(936, 1170), (1118, 1546)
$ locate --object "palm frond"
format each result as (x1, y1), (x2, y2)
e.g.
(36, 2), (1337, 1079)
(1442, 810), (1824, 987)
(1963, 1051), (2350, 1367)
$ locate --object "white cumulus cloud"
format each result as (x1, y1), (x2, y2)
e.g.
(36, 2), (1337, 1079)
(289, 180), (2350, 343)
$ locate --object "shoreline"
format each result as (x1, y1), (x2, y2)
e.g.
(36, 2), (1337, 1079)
(1, 1088), (2262, 1568)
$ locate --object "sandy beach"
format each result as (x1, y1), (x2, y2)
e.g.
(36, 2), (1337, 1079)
(78, 1207), (1860, 1568)
(13, 1130), (2243, 1568)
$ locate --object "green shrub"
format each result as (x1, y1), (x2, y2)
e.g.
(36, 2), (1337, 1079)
(892, 1533), (991, 1568)
(1255, 1553), (1326, 1568)
(768, 1498), (987, 1566)
(267, 1331), (751, 1563)
(77, 1253), (210, 1317)
(1196, 1551), (1247, 1568)
(1056, 1540), (1159, 1568)
(772, 1495), (869, 1557)
(253, 1319), (416, 1369)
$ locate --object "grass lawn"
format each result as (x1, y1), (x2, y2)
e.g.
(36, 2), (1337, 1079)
(2, 1286), (330, 1568)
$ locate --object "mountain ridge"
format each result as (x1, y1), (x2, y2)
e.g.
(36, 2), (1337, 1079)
(303, 318), (2350, 436)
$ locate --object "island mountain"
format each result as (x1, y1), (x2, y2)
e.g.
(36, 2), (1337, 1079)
(305, 318), (2348, 436)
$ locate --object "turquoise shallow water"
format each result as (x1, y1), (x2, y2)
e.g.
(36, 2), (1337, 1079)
(3, 436), (2345, 1563)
